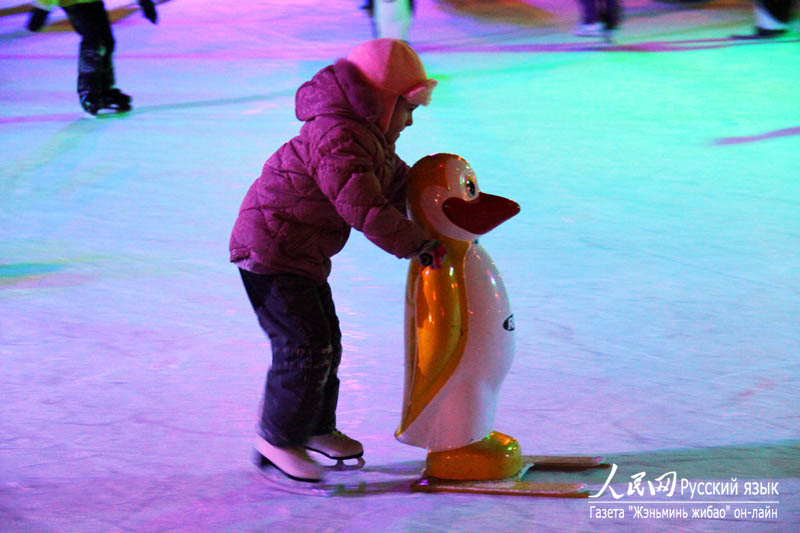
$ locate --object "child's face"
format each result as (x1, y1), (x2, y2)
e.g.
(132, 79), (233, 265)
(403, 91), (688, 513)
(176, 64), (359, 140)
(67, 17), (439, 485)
(385, 98), (418, 144)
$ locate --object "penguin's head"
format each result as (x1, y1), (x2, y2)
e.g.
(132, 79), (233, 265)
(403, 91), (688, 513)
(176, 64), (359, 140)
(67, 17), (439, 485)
(407, 153), (520, 242)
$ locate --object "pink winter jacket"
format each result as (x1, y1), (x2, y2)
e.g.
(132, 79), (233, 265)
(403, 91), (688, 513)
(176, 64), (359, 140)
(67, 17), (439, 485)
(229, 59), (428, 285)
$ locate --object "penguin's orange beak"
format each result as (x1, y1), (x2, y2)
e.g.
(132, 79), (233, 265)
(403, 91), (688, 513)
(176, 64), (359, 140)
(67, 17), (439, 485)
(442, 192), (520, 235)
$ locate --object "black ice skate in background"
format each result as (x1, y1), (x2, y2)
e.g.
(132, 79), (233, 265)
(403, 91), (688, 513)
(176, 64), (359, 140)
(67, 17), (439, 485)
(26, 0), (162, 115)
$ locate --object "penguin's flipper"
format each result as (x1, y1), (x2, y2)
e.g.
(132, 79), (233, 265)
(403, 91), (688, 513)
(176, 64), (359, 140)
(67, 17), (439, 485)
(398, 255), (468, 435)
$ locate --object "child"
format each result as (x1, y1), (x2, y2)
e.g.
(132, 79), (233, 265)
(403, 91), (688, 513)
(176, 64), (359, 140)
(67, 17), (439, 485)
(229, 38), (443, 482)
(26, 0), (157, 115)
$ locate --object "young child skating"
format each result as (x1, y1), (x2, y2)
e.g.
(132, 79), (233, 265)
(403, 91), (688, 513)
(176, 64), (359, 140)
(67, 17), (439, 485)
(229, 38), (443, 483)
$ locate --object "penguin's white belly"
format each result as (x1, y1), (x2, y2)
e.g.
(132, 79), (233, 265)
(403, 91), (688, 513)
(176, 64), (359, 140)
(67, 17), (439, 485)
(461, 243), (515, 394)
(401, 243), (515, 451)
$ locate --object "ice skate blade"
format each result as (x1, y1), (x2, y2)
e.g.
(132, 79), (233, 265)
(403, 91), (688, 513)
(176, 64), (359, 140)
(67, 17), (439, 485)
(411, 477), (589, 498)
(252, 450), (323, 483)
(410, 457), (606, 497)
(253, 454), (376, 497)
(411, 462), (589, 498)
(305, 447), (364, 461)
(96, 109), (132, 119)
(255, 462), (334, 496)
(303, 445), (366, 469)
(527, 455), (609, 471)
(253, 452), (335, 496)
(329, 456), (366, 471)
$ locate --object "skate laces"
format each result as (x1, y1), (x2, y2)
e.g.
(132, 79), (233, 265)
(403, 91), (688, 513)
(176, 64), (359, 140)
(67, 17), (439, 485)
(331, 429), (348, 440)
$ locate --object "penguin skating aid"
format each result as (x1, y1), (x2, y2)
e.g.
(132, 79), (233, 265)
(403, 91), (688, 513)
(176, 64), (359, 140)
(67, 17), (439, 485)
(399, 154), (609, 497)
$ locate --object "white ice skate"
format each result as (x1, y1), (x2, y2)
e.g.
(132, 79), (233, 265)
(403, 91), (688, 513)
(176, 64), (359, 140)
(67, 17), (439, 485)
(304, 429), (366, 471)
(254, 435), (324, 482)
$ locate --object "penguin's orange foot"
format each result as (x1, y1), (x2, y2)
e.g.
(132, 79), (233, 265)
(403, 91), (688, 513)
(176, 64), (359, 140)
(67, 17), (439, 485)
(425, 431), (523, 481)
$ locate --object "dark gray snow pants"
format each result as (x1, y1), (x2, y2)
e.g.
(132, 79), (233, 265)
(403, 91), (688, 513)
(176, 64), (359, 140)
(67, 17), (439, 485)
(239, 269), (342, 447)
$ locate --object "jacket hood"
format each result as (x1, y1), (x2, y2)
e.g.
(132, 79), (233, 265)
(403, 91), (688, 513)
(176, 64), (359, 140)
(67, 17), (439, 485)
(295, 59), (387, 128)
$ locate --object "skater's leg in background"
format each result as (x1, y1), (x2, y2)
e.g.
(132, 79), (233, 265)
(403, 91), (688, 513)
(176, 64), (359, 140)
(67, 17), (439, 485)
(733, 0), (792, 38)
(373, 0), (412, 40)
(600, 0), (622, 30)
(755, 0), (792, 28)
(62, 2), (115, 99)
(577, 0), (598, 24)
(97, 5), (116, 93)
(360, 0), (377, 38)
(313, 282), (342, 436)
(574, 0), (605, 36)
(239, 270), (336, 447)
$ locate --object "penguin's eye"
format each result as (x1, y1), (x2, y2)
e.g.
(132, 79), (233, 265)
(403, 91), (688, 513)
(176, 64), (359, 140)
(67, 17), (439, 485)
(465, 180), (477, 197)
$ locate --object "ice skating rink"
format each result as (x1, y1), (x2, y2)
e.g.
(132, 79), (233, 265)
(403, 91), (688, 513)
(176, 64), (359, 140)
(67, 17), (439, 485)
(1, 0), (798, 531)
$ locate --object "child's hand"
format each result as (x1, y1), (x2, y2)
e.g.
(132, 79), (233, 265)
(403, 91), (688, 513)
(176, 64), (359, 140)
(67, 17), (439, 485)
(26, 8), (49, 32)
(417, 240), (447, 269)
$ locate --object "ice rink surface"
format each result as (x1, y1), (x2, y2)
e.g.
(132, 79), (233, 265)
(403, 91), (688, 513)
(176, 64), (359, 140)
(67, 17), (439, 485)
(1, 0), (798, 531)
